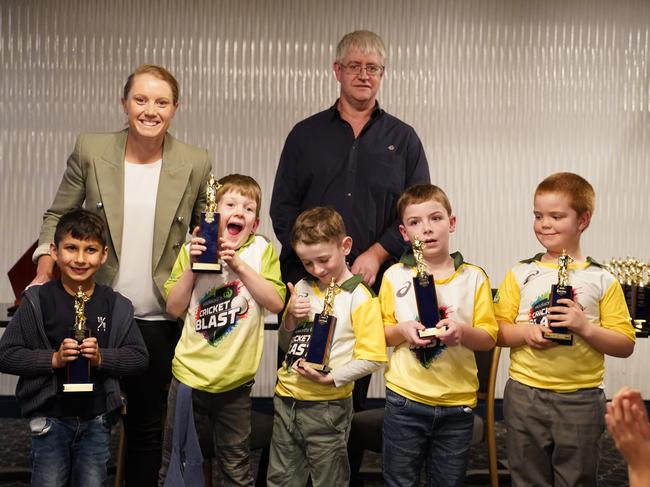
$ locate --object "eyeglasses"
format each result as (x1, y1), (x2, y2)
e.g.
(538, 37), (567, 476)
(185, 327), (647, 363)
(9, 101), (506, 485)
(338, 62), (384, 77)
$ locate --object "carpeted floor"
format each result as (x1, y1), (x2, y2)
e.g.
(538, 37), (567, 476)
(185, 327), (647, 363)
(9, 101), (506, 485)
(0, 416), (629, 486)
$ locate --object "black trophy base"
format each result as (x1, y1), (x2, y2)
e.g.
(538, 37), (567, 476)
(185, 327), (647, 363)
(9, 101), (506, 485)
(542, 330), (574, 346)
(193, 211), (222, 274)
(64, 356), (94, 393)
(418, 325), (448, 339)
(413, 275), (442, 341)
(192, 261), (223, 273)
(545, 283), (574, 345)
(303, 313), (336, 374)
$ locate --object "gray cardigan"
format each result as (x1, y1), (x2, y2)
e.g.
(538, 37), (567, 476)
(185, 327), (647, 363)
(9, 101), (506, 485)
(0, 284), (149, 418)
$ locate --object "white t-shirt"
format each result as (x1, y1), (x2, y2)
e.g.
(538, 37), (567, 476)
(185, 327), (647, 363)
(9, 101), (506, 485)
(112, 159), (168, 320)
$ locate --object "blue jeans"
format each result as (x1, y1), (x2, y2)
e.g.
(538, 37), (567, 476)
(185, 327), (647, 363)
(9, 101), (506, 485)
(382, 389), (474, 487)
(30, 414), (113, 487)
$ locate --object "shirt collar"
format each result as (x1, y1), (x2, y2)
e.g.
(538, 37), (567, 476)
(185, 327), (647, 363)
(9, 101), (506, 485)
(520, 252), (600, 268)
(330, 99), (383, 122)
(304, 273), (365, 293)
(399, 250), (465, 270)
(237, 234), (256, 252)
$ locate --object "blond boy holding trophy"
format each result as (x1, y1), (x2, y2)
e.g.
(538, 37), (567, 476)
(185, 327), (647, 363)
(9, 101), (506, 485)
(495, 172), (635, 486)
(267, 207), (387, 487)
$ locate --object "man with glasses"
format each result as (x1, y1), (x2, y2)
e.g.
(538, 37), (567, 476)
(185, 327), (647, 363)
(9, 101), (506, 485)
(271, 30), (430, 293)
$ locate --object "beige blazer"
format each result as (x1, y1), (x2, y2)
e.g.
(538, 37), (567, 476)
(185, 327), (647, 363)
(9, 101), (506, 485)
(34, 130), (213, 294)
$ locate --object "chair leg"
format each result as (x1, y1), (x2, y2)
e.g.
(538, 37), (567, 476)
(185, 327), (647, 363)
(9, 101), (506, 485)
(486, 347), (501, 487)
(114, 418), (126, 487)
(203, 460), (213, 487)
(486, 413), (498, 487)
(255, 447), (270, 487)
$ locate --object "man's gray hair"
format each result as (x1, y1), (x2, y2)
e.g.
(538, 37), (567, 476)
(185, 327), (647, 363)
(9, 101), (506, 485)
(335, 30), (386, 65)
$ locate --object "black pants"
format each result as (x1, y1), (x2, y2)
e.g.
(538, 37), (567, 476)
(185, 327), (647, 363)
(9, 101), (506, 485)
(122, 319), (179, 487)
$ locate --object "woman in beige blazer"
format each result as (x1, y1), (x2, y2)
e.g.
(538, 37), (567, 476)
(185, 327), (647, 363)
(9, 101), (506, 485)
(32, 64), (212, 487)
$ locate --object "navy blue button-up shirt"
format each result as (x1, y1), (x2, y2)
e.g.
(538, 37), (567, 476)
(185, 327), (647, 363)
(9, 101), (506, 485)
(271, 101), (430, 284)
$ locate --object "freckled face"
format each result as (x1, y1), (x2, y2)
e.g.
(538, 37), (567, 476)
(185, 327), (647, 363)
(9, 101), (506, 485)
(216, 190), (259, 248)
(533, 192), (589, 254)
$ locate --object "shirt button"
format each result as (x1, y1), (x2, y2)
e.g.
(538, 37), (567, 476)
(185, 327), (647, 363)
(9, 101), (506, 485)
(346, 193), (352, 197)
(176, 216), (184, 224)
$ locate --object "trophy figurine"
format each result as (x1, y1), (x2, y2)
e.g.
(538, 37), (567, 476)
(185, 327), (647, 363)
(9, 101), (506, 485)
(543, 250), (574, 345)
(63, 286), (94, 392)
(412, 237), (445, 339)
(302, 278), (340, 372)
(633, 261), (648, 336)
(192, 174), (223, 273)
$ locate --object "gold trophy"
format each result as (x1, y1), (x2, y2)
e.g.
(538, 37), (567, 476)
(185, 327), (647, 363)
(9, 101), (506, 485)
(302, 278), (340, 372)
(543, 250), (574, 345)
(412, 237), (444, 338)
(63, 286), (94, 392)
(608, 257), (648, 336)
(192, 174), (223, 273)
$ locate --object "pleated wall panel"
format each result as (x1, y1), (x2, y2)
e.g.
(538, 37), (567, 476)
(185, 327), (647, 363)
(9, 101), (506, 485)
(2, 0), (649, 397)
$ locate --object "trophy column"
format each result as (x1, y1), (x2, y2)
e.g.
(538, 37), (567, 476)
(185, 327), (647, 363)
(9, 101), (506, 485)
(303, 279), (340, 373)
(63, 286), (94, 392)
(412, 237), (445, 339)
(193, 174), (223, 273)
(543, 250), (574, 346)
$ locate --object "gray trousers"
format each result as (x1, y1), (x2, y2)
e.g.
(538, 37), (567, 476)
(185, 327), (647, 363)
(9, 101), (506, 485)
(504, 378), (606, 487)
(267, 395), (354, 487)
(160, 378), (254, 487)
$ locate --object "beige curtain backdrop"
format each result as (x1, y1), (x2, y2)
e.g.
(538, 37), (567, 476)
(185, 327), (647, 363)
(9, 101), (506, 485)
(1, 0), (648, 397)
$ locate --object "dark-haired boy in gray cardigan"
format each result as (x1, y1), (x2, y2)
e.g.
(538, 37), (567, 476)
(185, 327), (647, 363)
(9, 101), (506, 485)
(0, 209), (148, 487)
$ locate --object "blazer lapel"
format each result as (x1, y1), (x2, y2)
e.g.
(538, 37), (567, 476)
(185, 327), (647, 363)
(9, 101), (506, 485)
(152, 134), (192, 271)
(93, 131), (127, 259)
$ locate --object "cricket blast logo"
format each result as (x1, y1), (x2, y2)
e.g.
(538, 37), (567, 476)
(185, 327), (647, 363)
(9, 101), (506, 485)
(195, 282), (249, 345)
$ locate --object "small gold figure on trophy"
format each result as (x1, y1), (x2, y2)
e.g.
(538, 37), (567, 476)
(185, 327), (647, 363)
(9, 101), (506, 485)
(321, 278), (341, 320)
(73, 287), (90, 342)
(193, 174), (224, 273)
(413, 236), (429, 288)
(303, 278), (341, 371)
(557, 250), (573, 287)
(64, 286), (93, 392)
(410, 235), (443, 340)
(543, 249), (574, 345)
(204, 174), (221, 223)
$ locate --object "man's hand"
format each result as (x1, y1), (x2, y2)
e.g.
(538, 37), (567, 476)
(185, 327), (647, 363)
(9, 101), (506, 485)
(351, 243), (389, 287)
